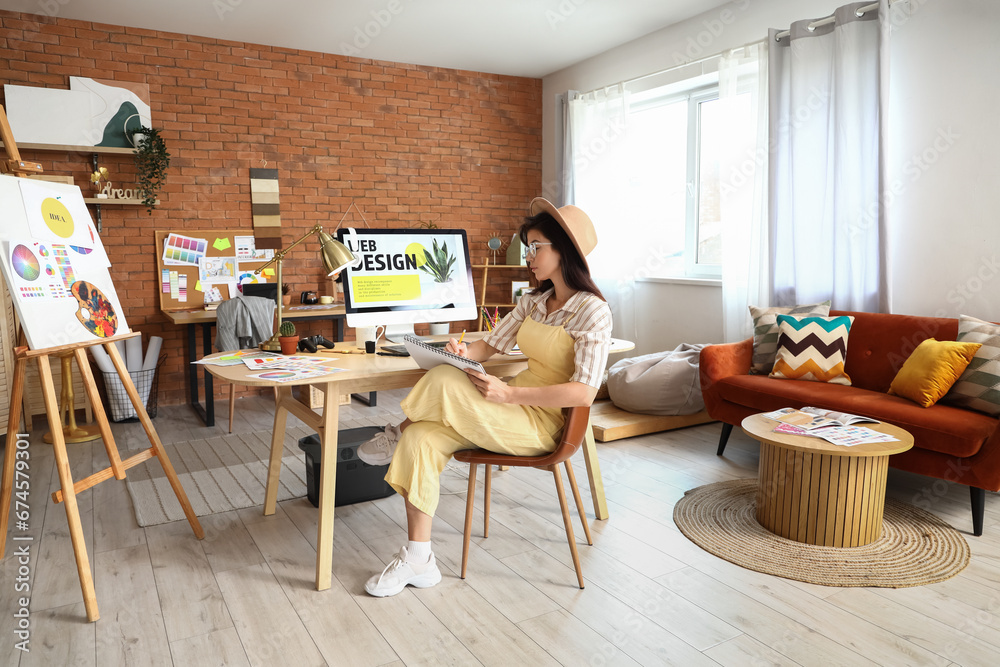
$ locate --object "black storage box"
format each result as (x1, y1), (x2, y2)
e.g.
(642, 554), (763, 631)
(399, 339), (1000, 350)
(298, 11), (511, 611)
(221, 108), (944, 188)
(298, 426), (397, 508)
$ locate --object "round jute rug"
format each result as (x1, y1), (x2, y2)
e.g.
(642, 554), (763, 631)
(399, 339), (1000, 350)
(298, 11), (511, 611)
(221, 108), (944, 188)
(673, 479), (970, 588)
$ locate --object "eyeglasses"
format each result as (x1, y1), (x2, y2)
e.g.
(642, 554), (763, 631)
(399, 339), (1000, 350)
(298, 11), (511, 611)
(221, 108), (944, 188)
(522, 241), (553, 260)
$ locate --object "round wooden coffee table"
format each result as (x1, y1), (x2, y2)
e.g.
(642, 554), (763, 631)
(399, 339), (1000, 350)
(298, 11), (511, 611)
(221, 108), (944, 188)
(741, 413), (913, 548)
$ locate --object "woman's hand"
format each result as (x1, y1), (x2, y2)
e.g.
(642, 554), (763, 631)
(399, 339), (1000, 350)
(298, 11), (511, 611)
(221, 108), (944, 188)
(445, 337), (468, 357)
(464, 368), (512, 403)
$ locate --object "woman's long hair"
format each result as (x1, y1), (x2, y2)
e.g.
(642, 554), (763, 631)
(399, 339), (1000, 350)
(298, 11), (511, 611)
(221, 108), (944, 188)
(519, 211), (605, 301)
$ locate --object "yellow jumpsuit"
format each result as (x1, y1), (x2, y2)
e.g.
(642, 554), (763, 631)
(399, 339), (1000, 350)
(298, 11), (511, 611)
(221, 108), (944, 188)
(385, 306), (582, 517)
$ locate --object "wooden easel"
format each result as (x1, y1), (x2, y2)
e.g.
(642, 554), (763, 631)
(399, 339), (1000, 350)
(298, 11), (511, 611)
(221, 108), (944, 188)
(0, 107), (204, 622)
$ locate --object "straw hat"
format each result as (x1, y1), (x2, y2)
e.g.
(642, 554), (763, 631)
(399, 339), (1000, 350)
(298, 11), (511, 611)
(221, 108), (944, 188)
(528, 197), (598, 270)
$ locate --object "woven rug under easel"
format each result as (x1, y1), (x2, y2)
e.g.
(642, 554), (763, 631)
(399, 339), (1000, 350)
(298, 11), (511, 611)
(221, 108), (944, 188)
(673, 478), (970, 588)
(124, 426), (314, 526)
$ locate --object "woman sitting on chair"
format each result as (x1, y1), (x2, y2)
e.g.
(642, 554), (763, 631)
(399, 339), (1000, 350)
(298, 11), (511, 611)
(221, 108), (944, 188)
(358, 198), (613, 597)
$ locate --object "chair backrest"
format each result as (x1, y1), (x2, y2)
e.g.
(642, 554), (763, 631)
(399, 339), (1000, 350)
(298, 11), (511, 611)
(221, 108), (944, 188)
(214, 296), (275, 351)
(548, 405), (591, 462)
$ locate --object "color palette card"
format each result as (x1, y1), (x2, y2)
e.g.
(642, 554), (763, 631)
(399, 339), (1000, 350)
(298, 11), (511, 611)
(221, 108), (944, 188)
(162, 233), (208, 266)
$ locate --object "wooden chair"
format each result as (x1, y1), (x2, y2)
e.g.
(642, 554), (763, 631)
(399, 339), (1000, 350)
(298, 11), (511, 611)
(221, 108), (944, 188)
(454, 405), (593, 588)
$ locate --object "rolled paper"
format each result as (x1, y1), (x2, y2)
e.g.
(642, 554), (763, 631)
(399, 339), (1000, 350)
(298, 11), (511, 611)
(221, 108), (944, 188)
(89, 343), (115, 374)
(113, 339), (127, 367)
(126, 336), (143, 372)
(142, 336), (163, 371)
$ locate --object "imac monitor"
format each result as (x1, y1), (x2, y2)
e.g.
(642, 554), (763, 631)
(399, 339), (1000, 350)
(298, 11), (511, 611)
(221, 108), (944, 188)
(338, 228), (478, 339)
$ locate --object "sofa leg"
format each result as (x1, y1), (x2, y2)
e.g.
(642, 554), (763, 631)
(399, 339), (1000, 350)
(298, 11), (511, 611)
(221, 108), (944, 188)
(971, 486), (986, 537)
(717, 423), (734, 457)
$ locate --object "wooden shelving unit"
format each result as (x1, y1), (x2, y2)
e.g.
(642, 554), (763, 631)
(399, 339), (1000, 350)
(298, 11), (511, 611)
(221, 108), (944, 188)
(473, 263), (528, 331)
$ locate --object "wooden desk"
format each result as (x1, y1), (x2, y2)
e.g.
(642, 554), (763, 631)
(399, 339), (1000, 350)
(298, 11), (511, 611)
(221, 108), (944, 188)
(203, 334), (628, 590)
(163, 304), (347, 427)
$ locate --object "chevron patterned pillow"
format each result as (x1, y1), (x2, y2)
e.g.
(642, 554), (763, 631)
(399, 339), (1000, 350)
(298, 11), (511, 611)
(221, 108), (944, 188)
(748, 301), (831, 375)
(941, 315), (1000, 417)
(769, 314), (855, 385)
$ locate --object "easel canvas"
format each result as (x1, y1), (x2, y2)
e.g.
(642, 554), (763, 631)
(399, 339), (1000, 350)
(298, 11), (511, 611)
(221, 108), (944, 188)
(0, 176), (126, 349)
(0, 117), (203, 623)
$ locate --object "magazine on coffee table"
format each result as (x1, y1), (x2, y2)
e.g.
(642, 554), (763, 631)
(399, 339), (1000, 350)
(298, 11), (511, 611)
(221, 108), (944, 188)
(763, 407), (879, 430)
(773, 422), (898, 446)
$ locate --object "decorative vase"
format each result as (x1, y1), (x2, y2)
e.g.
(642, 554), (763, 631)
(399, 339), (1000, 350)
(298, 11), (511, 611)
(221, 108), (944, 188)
(279, 336), (298, 355)
(282, 295), (292, 306)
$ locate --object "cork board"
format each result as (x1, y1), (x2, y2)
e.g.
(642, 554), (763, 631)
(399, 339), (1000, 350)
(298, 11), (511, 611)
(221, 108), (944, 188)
(154, 229), (280, 311)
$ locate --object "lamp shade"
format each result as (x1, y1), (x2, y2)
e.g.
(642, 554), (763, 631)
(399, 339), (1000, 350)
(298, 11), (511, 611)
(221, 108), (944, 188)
(318, 230), (359, 276)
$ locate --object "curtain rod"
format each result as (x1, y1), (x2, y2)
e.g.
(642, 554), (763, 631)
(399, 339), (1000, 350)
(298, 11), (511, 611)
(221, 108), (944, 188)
(775, 0), (903, 41)
(579, 38), (766, 97)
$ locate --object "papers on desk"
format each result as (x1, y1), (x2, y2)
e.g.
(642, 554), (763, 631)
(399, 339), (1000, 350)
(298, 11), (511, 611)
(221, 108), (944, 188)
(241, 355), (330, 371)
(192, 350), (262, 366)
(246, 367), (345, 383)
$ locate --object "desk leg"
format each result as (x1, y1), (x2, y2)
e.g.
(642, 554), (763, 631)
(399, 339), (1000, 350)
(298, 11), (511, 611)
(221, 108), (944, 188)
(202, 324), (215, 426)
(263, 387), (291, 515)
(581, 432), (609, 521)
(188, 323), (217, 427)
(316, 384), (340, 590)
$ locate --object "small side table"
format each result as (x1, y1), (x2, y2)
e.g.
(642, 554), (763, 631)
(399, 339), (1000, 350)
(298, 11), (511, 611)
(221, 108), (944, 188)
(742, 413), (913, 547)
(43, 351), (102, 444)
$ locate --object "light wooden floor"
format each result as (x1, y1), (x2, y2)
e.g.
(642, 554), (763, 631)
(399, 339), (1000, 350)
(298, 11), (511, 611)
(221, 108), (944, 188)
(2, 390), (999, 666)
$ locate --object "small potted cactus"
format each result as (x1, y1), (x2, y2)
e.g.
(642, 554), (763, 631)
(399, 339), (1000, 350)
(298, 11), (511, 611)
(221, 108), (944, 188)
(278, 320), (298, 355)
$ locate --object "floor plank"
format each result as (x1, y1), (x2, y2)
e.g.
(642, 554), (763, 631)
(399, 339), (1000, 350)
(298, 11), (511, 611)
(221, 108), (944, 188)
(94, 544), (172, 667)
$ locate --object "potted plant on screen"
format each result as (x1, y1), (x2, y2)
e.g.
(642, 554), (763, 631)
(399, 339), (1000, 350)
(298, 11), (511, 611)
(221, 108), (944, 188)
(278, 320), (298, 355)
(419, 239), (456, 283)
(128, 126), (171, 213)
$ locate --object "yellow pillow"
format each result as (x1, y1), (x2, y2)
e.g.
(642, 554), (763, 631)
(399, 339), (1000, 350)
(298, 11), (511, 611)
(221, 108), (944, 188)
(888, 338), (982, 407)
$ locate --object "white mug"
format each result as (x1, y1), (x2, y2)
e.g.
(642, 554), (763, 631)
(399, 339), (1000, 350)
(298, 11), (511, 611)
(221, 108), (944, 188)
(357, 325), (385, 347)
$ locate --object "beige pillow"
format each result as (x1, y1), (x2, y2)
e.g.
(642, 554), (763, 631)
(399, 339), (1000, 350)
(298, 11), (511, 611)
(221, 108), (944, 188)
(749, 301), (831, 374)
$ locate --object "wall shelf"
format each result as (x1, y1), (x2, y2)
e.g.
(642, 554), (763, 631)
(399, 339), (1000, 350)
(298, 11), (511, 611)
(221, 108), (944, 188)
(83, 198), (157, 206)
(0, 141), (135, 155)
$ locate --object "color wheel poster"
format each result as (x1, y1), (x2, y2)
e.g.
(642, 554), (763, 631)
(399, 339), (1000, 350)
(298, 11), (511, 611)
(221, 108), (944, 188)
(0, 175), (128, 349)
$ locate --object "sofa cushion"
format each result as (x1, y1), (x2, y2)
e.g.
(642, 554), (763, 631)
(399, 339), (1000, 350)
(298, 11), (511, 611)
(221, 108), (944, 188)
(942, 315), (1000, 417)
(716, 375), (997, 458)
(770, 314), (853, 385)
(888, 338), (981, 407)
(749, 301), (831, 375)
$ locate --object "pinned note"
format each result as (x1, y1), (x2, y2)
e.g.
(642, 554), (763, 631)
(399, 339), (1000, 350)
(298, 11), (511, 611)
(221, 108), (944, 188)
(213, 237), (232, 251)
(262, 268), (275, 277)
(195, 280), (203, 292)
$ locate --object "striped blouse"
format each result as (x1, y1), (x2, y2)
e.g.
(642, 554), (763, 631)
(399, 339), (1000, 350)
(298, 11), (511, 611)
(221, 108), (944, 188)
(483, 288), (613, 388)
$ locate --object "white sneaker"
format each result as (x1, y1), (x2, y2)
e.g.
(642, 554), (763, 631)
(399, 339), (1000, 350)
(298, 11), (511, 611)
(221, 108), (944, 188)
(365, 547), (442, 597)
(357, 424), (401, 465)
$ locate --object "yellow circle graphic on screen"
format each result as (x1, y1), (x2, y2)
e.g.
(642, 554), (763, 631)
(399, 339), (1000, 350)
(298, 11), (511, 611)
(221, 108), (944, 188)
(41, 198), (74, 238)
(404, 243), (428, 267)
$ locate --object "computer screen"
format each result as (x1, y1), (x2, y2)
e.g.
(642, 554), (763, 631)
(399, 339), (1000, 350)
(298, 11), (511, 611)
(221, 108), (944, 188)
(337, 228), (478, 331)
(241, 282), (278, 304)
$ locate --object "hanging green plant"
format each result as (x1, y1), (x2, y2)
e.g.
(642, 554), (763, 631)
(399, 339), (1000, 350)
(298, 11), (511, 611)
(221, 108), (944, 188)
(128, 126), (170, 213)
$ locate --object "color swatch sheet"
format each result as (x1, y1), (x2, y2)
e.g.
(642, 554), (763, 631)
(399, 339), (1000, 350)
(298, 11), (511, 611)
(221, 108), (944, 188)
(0, 176), (127, 349)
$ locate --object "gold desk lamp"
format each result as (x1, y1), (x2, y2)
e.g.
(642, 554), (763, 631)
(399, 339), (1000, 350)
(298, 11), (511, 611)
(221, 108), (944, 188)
(254, 224), (359, 352)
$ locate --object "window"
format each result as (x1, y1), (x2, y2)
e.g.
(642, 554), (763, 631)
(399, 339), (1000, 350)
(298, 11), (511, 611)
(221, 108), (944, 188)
(600, 78), (752, 278)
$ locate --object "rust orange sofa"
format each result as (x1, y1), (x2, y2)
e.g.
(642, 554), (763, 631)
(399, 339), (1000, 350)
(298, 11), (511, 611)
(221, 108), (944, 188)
(700, 310), (1000, 535)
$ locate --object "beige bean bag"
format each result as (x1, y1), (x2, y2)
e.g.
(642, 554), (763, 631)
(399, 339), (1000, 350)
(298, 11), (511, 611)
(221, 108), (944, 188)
(607, 343), (707, 416)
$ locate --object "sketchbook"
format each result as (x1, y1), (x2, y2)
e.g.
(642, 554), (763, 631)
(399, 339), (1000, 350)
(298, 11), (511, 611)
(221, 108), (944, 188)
(403, 334), (485, 374)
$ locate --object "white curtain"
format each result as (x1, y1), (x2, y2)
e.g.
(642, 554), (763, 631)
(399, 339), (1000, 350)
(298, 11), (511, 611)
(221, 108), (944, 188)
(566, 84), (640, 344)
(719, 42), (769, 342)
(768, 1), (891, 312)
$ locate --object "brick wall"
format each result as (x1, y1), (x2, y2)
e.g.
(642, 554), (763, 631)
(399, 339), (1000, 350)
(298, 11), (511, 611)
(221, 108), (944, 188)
(0, 11), (542, 406)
